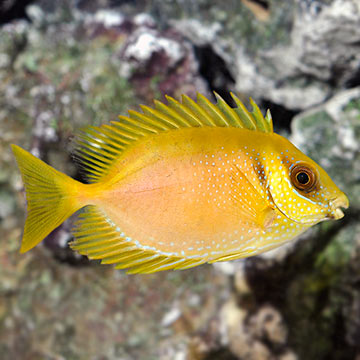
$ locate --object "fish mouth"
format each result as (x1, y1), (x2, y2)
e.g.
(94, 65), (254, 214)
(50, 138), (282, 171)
(329, 193), (349, 220)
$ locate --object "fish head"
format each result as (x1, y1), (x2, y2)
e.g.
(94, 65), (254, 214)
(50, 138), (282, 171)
(265, 134), (349, 225)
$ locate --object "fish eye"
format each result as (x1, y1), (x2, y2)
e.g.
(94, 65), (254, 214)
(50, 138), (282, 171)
(296, 172), (309, 185)
(290, 164), (317, 192)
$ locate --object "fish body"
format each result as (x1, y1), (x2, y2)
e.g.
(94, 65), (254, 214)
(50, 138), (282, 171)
(12, 93), (349, 273)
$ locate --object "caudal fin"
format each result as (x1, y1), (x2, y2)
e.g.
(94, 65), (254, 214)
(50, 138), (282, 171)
(11, 145), (86, 253)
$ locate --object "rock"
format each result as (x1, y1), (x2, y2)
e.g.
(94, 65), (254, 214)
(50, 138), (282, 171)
(256, 0), (360, 109)
(250, 305), (288, 345)
(219, 299), (295, 359)
(338, 223), (360, 348)
(121, 24), (209, 101)
(162, 0), (360, 111)
(1, 1), (360, 360)
(0, 190), (16, 219)
(291, 87), (360, 204)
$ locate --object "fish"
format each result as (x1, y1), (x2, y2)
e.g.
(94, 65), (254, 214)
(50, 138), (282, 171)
(12, 92), (349, 274)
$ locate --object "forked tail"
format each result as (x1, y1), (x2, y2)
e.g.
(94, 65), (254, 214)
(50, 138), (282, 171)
(11, 145), (87, 253)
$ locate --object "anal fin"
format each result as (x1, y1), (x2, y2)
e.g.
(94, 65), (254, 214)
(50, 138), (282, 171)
(71, 206), (205, 274)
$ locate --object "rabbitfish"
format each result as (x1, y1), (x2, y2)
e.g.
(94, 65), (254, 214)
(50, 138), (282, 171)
(12, 93), (349, 273)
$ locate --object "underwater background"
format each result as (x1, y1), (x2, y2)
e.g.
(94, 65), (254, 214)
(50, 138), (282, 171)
(0, 0), (360, 359)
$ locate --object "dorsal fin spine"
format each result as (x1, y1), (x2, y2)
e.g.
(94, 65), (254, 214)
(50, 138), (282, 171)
(265, 109), (273, 133)
(76, 151), (110, 169)
(78, 133), (121, 155)
(197, 93), (230, 126)
(77, 145), (114, 163)
(79, 163), (103, 176)
(140, 104), (180, 129)
(99, 129), (138, 151)
(214, 92), (244, 128)
(77, 140), (117, 159)
(128, 110), (166, 131)
(165, 95), (204, 127)
(75, 153), (109, 174)
(230, 92), (257, 130)
(75, 92), (273, 183)
(181, 94), (217, 126)
(118, 115), (158, 135)
(84, 127), (127, 149)
(77, 134), (118, 155)
(249, 98), (267, 132)
(104, 123), (139, 141)
(154, 100), (192, 127)
(102, 124), (135, 144)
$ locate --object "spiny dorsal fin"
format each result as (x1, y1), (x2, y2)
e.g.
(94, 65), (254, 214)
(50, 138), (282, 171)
(74, 92), (273, 183)
(71, 206), (206, 274)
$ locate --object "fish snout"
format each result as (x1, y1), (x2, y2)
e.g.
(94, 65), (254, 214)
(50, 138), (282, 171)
(329, 193), (349, 220)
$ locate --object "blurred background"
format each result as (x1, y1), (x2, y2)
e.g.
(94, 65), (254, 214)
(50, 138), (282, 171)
(0, 0), (360, 359)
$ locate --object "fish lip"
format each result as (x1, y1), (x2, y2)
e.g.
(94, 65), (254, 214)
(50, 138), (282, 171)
(332, 207), (345, 220)
(329, 194), (349, 220)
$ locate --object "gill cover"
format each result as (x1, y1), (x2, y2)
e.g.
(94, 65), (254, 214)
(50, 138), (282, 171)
(264, 135), (348, 224)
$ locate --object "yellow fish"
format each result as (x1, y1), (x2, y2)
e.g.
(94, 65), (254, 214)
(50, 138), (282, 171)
(12, 93), (349, 273)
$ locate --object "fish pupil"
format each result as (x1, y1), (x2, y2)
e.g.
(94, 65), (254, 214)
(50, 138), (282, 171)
(297, 172), (309, 185)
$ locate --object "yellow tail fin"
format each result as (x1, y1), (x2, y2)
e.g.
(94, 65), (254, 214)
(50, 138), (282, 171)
(11, 145), (87, 253)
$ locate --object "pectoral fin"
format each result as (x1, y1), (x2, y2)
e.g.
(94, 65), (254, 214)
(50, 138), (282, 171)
(227, 166), (276, 232)
(257, 206), (276, 231)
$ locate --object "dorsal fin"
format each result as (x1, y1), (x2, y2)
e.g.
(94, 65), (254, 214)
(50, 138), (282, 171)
(74, 92), (273, 183)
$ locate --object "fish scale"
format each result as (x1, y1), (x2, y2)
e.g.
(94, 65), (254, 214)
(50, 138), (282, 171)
(12, 92), (348, 273)
(93, 127), (310, 262)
